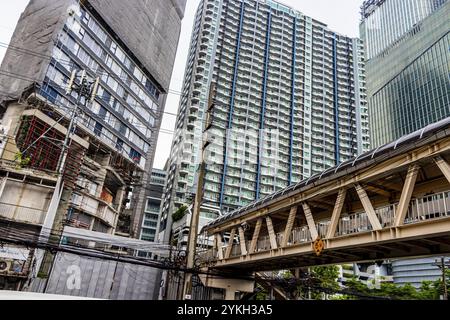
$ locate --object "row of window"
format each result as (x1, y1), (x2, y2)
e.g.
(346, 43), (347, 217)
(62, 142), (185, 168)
(370, 34), (450, 147)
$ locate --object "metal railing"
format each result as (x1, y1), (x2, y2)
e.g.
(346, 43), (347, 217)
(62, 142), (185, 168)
(0, 202), (46, 225)
(405, 191), (450, 224)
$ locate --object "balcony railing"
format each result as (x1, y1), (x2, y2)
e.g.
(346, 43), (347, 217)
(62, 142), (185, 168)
(0, 202), (46, 225)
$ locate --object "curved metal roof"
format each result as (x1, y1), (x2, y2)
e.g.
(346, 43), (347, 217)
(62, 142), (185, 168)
(203, 117), (450, 231)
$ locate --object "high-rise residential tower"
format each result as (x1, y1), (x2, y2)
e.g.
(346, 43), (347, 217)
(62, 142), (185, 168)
(140, 169), (167, 243)
(160, 0), (369, 242)
(360, 0), (449, 147)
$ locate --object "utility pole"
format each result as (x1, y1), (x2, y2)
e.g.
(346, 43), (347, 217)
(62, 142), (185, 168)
(182, 84), (216, 300)
(432, 257), (449, 300)
(32, 69), (99, 289)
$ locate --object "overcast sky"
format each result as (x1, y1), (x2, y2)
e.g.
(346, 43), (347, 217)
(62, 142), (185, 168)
(0, 0), (363, 170)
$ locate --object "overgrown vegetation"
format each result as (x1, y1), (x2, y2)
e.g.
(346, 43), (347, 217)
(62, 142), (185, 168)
(172, 205), (188, 222)
(14, 151), (31, 169)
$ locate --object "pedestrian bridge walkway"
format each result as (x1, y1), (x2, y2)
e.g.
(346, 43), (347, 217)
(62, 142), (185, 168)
(200, 118), (450, 272)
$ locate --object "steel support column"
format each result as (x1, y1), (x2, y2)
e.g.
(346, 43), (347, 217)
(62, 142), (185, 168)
(215, 233), (224, 260)
(355, 184), (382, 230)
(435, 156), (450, 184)
(225, 228), (236, 259)
(302, 202), (319, 240)
(266, 216), (278, 250)
(238, 227), (247, 255)
(250, 218), (263, 254)
(326, 188), (347, 239)
(282, 206), (297, 247)
(394, 165), (420, 227)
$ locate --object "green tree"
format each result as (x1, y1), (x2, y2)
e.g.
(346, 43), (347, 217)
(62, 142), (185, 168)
(310, 266), (340, 300)
(172, 205), (188, 222)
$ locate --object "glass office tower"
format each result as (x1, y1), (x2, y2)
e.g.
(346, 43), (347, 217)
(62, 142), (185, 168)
(361, 0), (449, 147)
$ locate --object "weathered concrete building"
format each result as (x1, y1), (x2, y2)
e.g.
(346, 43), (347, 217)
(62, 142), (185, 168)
(0, 0), (186, 239)
(0, 0), (186, 297)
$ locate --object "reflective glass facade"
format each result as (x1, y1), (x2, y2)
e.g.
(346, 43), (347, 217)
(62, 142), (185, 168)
(362, 0), (450, 147)
(370, 34), (450, 145)
(360, 0), (446, 60)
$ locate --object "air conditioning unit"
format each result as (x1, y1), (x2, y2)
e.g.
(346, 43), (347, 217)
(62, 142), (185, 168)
(0, 259), (12, 272)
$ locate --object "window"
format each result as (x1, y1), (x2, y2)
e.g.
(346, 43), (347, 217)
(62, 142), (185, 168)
(94, 122), (103, 136)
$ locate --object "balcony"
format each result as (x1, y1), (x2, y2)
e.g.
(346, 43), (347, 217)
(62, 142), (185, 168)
(0, 202), (46, 225)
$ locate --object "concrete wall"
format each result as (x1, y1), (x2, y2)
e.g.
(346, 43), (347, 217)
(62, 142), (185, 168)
(0, 180), (53, 211)
(0, 0), (186, 101)
(87, 0), (186, 92)
(0, 0), (73, 102)
(45, 252), (162, 300)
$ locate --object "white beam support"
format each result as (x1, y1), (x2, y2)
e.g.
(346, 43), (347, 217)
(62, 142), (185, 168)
(282, 206), (298, 247)
(265, 216), (278, 250)
(326, 188), (347, 239)
(238, 227), (247, 255)
(215, 233), (224, 260)
(394, 164), (420, 227)
(355, 184), (382, 231)
(435, 156), (450, 184)
(302, 203), (319, 240)
(225, 228), (236, 259)
(249, 218), (263, 254)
